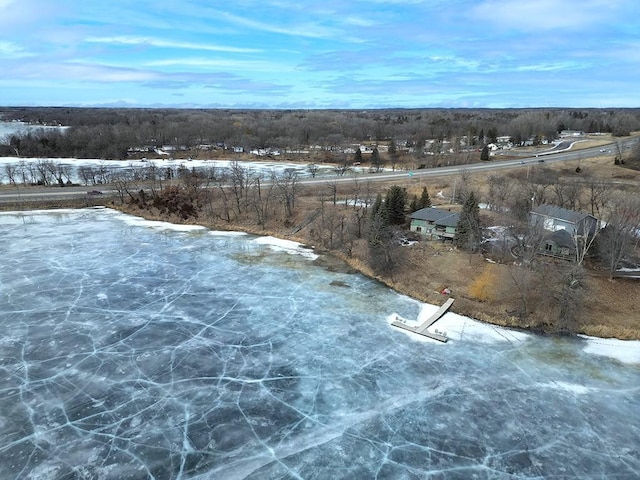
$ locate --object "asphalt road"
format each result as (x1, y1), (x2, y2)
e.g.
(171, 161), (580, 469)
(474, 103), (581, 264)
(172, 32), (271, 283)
(0, 138), (637, 204)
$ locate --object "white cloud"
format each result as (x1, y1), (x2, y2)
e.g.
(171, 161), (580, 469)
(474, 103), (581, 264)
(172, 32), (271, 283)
(85, 36), (261, 54)
(0, 41), (33, 58)
(211, 9), (337, 39)
(144, 57), (294, 73)
(514, 62), (585, 72)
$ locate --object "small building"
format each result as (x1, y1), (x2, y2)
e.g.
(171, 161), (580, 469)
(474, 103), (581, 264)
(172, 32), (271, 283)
(410, 208), (459, 241)
(560, 130), (585, 137)
(540, 229), (575, 260)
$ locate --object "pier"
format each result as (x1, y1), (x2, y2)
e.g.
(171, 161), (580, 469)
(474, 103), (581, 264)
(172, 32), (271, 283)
(391, 298), (454, 342)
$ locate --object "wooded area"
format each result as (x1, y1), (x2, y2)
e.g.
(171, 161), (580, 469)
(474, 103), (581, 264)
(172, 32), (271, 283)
(2, 107), (639, 159)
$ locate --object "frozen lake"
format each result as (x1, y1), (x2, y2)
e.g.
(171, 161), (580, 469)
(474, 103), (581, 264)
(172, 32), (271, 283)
(0, 121), (68, 143)
(0, 157), (340, 185)
(0, 208), (638, 479)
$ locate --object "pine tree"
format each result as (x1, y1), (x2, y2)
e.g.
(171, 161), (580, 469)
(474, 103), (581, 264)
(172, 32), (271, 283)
(455, 191), (482, 251)
(371, 146), (382, 172)
(418, 187), (431, 209)
(354, 147), (363, 164)
(370, 193), (384, 220)
(385, 185), (407, 225)
(409, 195), (418, 212)
(480, 145), (490, 161)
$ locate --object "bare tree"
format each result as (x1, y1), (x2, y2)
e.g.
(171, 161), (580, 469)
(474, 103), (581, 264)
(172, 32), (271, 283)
(35, 159), (54, 185)
(250, 177), (276, 228)
(4, 163), (17, 185)
(109, 169), (138, 203)
(325, 180), (338, 206)
(597, 195), (640, 278)
(486, 174), (514, 211)
(585, 177), (609, 217)
(274, 170), (300, 217)
(79, 166), (98, 186)
(573, 217), (601, 266)
(307, 163), (319, 178)
(229, 160), (251, 216)
(45, 161), (72, 186)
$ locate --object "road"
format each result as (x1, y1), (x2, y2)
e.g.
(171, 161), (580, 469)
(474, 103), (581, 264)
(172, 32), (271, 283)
(0, 137), (637, 204)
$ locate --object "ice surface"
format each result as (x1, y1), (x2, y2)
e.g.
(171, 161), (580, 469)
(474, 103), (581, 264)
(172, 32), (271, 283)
(0, 156), (337, 185)
(1, 208), (639, 479)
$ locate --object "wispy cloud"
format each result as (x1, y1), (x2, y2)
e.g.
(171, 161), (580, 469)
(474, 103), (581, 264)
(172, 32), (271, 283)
(85, 36), (261, 53)
(514, 62), (586, 73)
(211, 9), (338, 39)
(0, 41), (33, 59)
(144, 57), (295, 73)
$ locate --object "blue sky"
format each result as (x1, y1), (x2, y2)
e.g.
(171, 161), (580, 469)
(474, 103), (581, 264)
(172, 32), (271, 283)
(1, 0), (639, 108)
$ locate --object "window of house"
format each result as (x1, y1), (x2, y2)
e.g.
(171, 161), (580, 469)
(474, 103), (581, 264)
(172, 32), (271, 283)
(545, 243), (553, 251)
(416, 226), (422, 233)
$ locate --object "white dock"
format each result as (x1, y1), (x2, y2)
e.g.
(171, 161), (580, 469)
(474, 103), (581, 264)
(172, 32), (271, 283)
(391, 298), (454, 342)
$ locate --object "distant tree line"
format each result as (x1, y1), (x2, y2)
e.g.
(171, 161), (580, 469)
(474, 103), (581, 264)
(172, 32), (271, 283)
(1, 107), (639, 159)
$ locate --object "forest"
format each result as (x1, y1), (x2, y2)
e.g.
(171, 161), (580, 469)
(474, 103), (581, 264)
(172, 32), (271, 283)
(1, 106), (639, 159)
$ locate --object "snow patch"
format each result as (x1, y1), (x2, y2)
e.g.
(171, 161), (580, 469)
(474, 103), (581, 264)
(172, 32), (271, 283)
(579, 335), (640, 365)
(253, 236), (318, 260)
(389, 302), (530, 345)
(118, 214), (206, 232)
(208, 230), (247, 237)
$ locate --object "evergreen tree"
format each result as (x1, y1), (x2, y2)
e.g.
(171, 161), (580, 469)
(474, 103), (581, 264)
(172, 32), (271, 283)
(455, 191), (482, 251)
(385, 185), (407, 225)
(371, 146), (383, 172)
(354, 147), (363, 164)
(370, 193), (386, 223)
(480, 145), (490, 161)
(409, 195), (418, 212)
(418, 187), (431, 209)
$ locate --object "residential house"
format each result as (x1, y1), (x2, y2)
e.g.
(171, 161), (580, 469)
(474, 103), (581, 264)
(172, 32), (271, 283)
(539, 229), (576, 259)
(530, 204), (600, 260)
(410, 208), (459, 241)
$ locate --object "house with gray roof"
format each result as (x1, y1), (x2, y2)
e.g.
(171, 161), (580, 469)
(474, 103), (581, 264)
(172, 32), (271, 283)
(530, 205), (600, 260)
(410, 207), (459, 241)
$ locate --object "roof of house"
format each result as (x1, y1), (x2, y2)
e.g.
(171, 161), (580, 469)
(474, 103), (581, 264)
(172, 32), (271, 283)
(544, 229), (576, 249)
(531, 204), (593, 224)
(410, 207), (460, 227)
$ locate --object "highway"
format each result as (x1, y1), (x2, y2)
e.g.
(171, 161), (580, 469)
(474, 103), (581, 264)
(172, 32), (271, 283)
(0, 137), (637, 204)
